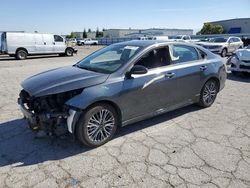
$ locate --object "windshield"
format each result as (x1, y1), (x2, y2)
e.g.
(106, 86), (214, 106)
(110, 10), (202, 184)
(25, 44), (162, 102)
(76, 44), (142, 74)
(211, 37), (228, 43)
(169, 36), (182, 39)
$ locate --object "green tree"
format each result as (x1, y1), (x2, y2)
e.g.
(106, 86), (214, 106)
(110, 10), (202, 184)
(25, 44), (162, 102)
(67, 32), (77, 38)
(197, 23), (224, 35)
(95, 27), (103, 38)
(83, 29), (87, 38)
(88, 28), (91, 33)
(95, 28), (99, 38)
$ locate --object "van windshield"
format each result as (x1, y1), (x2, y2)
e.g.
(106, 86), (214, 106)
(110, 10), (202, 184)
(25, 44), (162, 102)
(75, 44), (142, 74)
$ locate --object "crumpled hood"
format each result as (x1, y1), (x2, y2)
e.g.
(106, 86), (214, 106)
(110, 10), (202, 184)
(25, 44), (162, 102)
(21, 66), (109, 97)
(235, 49), (250, 61)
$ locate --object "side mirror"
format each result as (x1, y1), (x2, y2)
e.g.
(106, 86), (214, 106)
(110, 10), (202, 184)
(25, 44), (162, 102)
(126, 65), (148, 78)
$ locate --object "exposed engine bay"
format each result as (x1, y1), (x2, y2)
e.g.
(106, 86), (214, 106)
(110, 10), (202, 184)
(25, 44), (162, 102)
(18, 89), (82, 135)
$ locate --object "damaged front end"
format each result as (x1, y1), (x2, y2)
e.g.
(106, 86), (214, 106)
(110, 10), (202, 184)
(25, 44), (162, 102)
(18, 89), (82, 135)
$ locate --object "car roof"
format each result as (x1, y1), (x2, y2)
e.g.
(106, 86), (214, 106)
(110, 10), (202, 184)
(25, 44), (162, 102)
(113, 40), (192, 48)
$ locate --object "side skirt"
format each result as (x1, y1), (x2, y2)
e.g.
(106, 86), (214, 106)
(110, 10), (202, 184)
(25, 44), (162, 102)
(121, 100), (195, 127)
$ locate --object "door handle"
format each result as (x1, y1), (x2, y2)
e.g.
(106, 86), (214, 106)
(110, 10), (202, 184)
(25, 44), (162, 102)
(53, 42), (55, 45)
(200, 65), (207, 71)
(165, 72), (175, 78)
(44, 42), (46, 45)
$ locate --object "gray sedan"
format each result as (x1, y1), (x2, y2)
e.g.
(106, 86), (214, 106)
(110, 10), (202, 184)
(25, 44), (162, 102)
(18, 41), (227, 147)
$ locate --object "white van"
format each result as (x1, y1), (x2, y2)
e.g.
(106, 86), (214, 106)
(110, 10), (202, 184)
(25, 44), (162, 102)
(0, 32), (77, 60)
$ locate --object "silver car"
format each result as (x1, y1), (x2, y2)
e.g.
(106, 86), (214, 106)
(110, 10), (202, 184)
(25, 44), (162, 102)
(18, 41), (227, 147)
(197, 37), (244, 57)
(228, 45), (250, 76)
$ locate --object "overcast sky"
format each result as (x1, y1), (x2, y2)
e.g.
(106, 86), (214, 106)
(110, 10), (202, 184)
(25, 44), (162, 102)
(0, 0), (250, 34)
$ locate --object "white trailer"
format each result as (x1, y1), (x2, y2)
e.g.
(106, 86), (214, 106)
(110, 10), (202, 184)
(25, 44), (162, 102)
(0, 32), (77, 60)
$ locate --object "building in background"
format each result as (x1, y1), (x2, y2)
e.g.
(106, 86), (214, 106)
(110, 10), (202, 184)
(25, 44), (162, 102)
(103, 28), (193, 38)
(73, 31), (96, 39)
(208, 18), (250, 34)
(73, 28), (193, 39)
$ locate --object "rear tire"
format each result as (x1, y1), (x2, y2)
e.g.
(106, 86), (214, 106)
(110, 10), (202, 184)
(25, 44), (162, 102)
(76, 103), (118, 147)
(65, 48), (74, 56)
(198, 79), (219, 108)
(16, 49), (27, 60)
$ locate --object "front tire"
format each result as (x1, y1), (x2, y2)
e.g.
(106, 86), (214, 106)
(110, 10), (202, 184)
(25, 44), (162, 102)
(198, 79), (219, 108)
(76, 103), (118, 147)
(65, 48), (74, 56)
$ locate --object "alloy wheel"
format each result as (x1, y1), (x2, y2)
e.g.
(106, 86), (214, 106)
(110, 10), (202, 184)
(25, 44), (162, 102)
(87, 109), (115, 143)
(202, 80), (217, 106)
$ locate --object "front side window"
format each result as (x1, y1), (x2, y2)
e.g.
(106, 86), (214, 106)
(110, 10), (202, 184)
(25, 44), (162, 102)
(135, 47), (171, 69)
(228, 38), (234, 43)
(54, 35), (64, 42)
(170, 45), (199, 64)
(76, 44), (142, 74)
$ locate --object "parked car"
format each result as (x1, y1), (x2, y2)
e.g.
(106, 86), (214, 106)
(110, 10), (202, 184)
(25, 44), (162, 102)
(196, 37), (244, 57)
(18, 41), (226, 147)
(168, 35), (191, 42)
(151, 36), (169, 41)
(138, 37), (149, 40)
(77, 38), (98, 45)
(227, 45), (250, 76)
(0, 32), (77, 60)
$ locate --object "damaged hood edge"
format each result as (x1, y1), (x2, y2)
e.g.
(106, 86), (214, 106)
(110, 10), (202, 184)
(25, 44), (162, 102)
(21, 66), (110, 97)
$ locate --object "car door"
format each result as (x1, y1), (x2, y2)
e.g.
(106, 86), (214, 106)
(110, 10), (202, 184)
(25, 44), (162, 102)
(42, 34), (54, 53)
(34, 34), (44, 53)
(227, 38), (235, 53)
(119, 46), (179, 121)
(85, 39), (91, 45)
(53, 35), (66, 53)
(169, 44), (207, 103)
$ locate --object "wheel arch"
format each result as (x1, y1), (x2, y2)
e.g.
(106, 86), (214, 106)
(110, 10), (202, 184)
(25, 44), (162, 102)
(85, 100), (122, 124)
(65, 47), (74, 53)
(15, 47), (28, 55)
(203, 76), (220, 91)
(71, 99), (122, 135)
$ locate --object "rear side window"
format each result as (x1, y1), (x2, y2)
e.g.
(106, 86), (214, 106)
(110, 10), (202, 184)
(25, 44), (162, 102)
(54, 35), (64, 42)
(171, 45), (199, 64)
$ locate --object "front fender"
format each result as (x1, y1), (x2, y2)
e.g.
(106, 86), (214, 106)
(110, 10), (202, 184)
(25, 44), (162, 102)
(65, 82), (122, 110)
